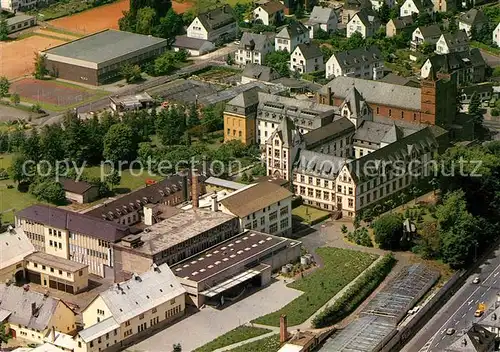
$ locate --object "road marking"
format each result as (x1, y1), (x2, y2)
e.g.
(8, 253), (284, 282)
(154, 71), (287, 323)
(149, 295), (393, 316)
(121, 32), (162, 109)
(494, 272), (499, 277)
(481, 292), (486, 297)
(487, 287), (492, 292)
(462, 313), (467, 318)
(494, 280), (498, 285)
(455, 320), (460, 325)
(468, 300), (474, 305)
(469, 306), (473, 311)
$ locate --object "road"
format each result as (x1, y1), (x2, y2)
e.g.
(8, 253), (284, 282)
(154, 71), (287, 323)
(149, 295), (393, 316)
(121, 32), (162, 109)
(402, 245), (500, 352)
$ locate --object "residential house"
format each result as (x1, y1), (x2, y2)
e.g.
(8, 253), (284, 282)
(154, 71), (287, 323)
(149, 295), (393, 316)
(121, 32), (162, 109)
(172, 36), (215, 56)
(186, 5), (237, 43)
(370, 0), (396, 10)
(236, 32), (275, 66)
(342, 0), (372, 24)
(0, 284), (76, 344)
(241, 64), (280, 84)
(494, 23), (500, 47)
(0, 227), (35, 284)
(347, 8), (381, 38)
(421, 49), (487, 85)
(445, 324), (495, 352)
(16, 205), (130, 277)
(305, 6), (338, 39)
(430, 0), (455, 12)
(290, 43), (325, 74)
(411, 24), (442, 50)
(399, 0), (433, 17)
(0, 0), (37, 11)
(458, 8), (488, 38)
(435, 30), (469, 54)
(5, 14), (37, 34)
(253, 1), (285, 26)
(325, 45), (384, 80)
(219, 181), (293, 236)
(386, 16), (415, 37)
(224, 87), (261, 145)
(275, 21), (310, 52)
(74, 264), (186, 352)
(58, 178), (99, 204)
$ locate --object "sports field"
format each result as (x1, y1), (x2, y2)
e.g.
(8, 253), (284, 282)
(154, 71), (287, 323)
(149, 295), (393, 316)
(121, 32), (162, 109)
(0, 36), (66, 79)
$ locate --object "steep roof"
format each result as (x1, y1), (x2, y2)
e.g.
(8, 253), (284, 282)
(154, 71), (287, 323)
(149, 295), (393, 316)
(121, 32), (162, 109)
(220, 182), (293, 218)
(276, 21), (309, 39)
(353, 8), (379, 27)
(459, 8), (488, 26)
(259, 1), (285, 14)
(173, 35), (213, 50)
(226, 86), (261, 108)
(0, 228), (35, 270)
(78, 317), (120, 343)
(381, 123), (405, 144)
(294, 43), (323, 59)
(411, 0), (434, 11)
(306, 6), (336, 25)
(320, 76), (421, 111)
(59, 177), (95, 195)
(197, 5), (236, 32)
(329, 45), (382, 69)
(294, 150), (349, 180)
(440, 30), (469, 49)
(353, 120), (418, 145)
(343, 0), (372, 10)
(303, 117), (355, 148)
(16, 205), (129, 242)
(417, 24), (442, 38)
(98, 264), (185, 324)
(0, 285), (69, 331)
(389, 16), (414, 30)
(425, 48), (485, 75)
(379, 73), (419, 87)
(242, 64), (280, 82)
(239, 32), (274, 52)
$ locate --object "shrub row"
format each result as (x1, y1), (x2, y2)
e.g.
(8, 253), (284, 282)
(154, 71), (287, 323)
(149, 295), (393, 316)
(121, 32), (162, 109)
(312, 253), (396, 328)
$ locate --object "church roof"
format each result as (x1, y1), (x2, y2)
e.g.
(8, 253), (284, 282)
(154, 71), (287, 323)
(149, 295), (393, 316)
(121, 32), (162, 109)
(381, 123), (405, 144)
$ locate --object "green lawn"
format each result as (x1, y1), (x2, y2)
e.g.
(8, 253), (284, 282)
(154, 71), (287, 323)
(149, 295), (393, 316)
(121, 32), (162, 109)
(470, 41), (500, 56)
(0, 153), (13, 169)
(0, 180), (41, 224)
(194, 326), (271, 352)
(227, 334), (280, 352)
(292, 205), (330, 224)
(252, 247), (378, 327)
(83, 165), (163, 192)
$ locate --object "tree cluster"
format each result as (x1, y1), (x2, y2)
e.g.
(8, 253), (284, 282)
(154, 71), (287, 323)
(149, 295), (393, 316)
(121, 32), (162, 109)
(264, 51), (291, 77)
(0, 16), (8, 41)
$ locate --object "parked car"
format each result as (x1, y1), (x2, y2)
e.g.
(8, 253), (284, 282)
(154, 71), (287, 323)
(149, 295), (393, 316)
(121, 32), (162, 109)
(446, 328), (456, 335)
(473, 277), (481, 284)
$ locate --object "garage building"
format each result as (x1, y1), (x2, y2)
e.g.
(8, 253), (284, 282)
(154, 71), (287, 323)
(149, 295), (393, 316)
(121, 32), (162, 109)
(43, 29), (169, 86)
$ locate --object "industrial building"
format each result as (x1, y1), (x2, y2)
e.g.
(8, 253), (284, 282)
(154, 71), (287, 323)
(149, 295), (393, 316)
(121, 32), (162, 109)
(173, 230), (301, 307)
(43, 30), (169, 86)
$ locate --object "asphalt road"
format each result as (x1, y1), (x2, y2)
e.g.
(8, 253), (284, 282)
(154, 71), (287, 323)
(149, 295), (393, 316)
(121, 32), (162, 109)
(402, 245), (500, 352)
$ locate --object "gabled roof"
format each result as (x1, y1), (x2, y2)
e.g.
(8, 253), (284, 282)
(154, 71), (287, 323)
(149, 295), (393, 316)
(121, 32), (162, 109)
(303, 117), (355, 148)
(242, 64), (280, 82)
(276, 21), (309, 39)
(78, 317), (120, 343)
(410, 0), (434, 11)
(425, 48), (485, 75)
(98, 264), (185, 324)
(343, 0), (372, 11)
(459, 8), (488, 26)
(294, 150), (349, 180)
(306, 6), (337, 25)
(0, 284), (69, 331)
(440, 30), (469, 49)
(294, 43), (323, 59)
(381, 123), (405, 144)
(329, 45), (382, 69)
(389, 16), (414, 30)
(258, 1), (285, 14)
(220, 182), (293, 218)
(343, 86), (367, 119)
(353, 120), (419, 145)
(59, 177), (95, 195)
(416, 24), (442, 38)
(0, 227), (35, 270)
(197, 5), (236, 32)
(226, 86), (261, 108)
(239, 32), (274, 52)
(272, 115), (302, 148)
(173, 35), (213, 50)
(352, 8), (379, 27)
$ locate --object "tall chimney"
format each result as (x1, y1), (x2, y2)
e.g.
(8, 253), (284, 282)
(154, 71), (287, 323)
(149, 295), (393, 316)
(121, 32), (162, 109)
(280, 314), (288, 343)
(192, 169), (199, 208)
(211, 193), (218, 212)
(50, 326), (55, 342)
(326, 86), (332, 106)
(31, 302), (37, 316)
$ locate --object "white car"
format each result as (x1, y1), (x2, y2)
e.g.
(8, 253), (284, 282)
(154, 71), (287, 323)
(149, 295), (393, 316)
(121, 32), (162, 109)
(446, 328), (456, 335)
(473, 277), (481, 284)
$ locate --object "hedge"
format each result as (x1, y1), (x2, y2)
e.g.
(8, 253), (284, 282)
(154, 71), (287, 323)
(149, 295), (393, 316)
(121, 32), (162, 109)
(312, 253), (396, 328)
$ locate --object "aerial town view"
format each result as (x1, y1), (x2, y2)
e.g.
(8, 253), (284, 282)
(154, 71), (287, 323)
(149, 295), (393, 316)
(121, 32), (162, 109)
(0, 0), (499, 350)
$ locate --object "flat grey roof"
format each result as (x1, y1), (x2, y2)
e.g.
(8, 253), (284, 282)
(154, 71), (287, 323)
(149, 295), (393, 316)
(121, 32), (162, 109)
(205, 177), (246, 190)
(44, 29), (167, 65)
(26, 252), (87, 273)
(6, 14), (35, 26)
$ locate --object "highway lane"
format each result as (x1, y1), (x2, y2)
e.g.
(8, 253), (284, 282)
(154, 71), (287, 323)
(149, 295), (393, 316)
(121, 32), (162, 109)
(402, 246), (500, 352)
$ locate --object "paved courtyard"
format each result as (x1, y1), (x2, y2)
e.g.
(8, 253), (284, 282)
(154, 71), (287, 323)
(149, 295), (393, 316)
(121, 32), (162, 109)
(127, 280), (302, 352)
(0, 104), (34, 122)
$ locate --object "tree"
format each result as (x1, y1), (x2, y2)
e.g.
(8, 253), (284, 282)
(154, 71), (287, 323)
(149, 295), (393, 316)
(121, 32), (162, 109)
(0, 322), (11, 348)
(226, 53), (234, 65)
(105, 168), (121, 189)
(10, 92), (20, 105)
(22, 129), (41, 163)
(120, 63), (142, 83)
(448, 17), (457, 32)
(40, 124), (65, 163)
(187, 103), (200, 128)
(9, 154), (34, 184)
(201, 103), (224, 132)
(264, 51), (291, 77)
(341, 224), (348, 235)
(468, 91), (483, 126)
(154, 9), (183, 45)
(0, 17), (8, 41)
(135, 6), (157, 34)
(156, 107), (187, 145)
(30, 179), (66, 204)
(154, 51), (178, 75)
(103, 123), (136, 164)
(33, 52), (49, 79)
(0, 76), (9, 97)
(416, 12), (432, 26)
(419, 41), (434, 55)
(378, 3), (391, 24)
(172, 343), (182, 352)
(373, 213), (404, 250)
(414, 221), (440, 259)
(295, 3), (304, 19)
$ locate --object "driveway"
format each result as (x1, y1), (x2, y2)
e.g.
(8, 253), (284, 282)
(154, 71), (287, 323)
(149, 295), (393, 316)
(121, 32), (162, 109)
(127, 280), (302, 352)
(480, 49), (500, 68)
(0, 104), (35, 121)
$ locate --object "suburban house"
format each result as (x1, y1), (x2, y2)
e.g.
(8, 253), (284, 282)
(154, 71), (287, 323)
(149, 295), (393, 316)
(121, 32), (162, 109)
(75, 264), (186, 352)
(253, 1), (285, 26)
(305, 6), (338, 38)
(172, 35), (215, 56)
(435, 30), (469, 54)
(290, 43), (325, 74)
(275, 21), (310, 52)
(458, 8), (488, 38)
(0, 227), (35, 285)
(0, 0), (36, 11)
(224, 87), (261, 145)
(325, 45), (384, 80)
(346, 8), (381, 39)
(494, 22), (500, 47)
(236, 32), (275, 66)
(342, 0), (372, 24)
(411, 24), (442, 50)
(386, 16), (415, 37)
(186, 5), (237, 43)
(241, 64), (280, 84)
(399, 0), (433, 17)
(430, 0), (455, 12)
(58, 178), (99, 204)
(218, 181), (293, 236)
(421, 49), (487, 85)
(5, 14), (36, 34)
(0, 284), (76, 344)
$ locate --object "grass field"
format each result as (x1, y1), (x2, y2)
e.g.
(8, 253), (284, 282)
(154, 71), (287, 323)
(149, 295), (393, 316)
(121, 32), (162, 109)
(83, 165), (163, 192)
(227, 334), (280, 352)
(194, 326), (271, 352)
(253, 247), (378, 327)
(292, 205), (330, 224)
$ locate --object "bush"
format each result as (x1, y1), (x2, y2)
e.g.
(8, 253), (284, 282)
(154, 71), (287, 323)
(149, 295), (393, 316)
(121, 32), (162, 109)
(373, 213), (404, 250)
(312, 254), (396, 328)
(346, 227), (373, 247)
(492, 108), (500, 117)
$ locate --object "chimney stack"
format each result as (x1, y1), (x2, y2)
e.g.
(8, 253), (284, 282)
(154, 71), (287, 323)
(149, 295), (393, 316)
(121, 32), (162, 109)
(280, 314), (288, 343)
(211, 193), (218, 212)
(31, 302), (37, 316)
(50, 326), (55, 342)
(326, 86), (332, 106)
(192, 169), (199, 208)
